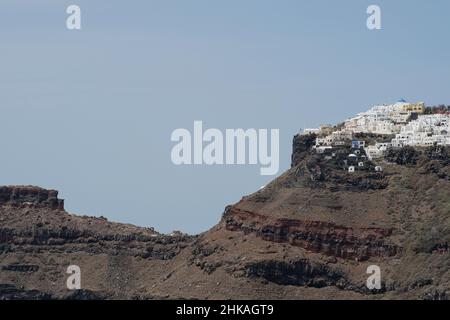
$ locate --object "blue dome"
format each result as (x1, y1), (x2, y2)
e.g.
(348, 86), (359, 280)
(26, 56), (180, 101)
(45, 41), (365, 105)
(397, 98), (407, 103)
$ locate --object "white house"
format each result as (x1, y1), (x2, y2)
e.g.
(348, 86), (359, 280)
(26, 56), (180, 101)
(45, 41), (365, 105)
(303, 128), (320, 135)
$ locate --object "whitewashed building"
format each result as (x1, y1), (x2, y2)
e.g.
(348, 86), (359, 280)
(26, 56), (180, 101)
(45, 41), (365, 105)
(307, 101), (450, 162)
(391, 114), (450, 147)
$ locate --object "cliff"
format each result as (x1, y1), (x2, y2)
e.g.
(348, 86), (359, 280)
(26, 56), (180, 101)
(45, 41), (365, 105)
(0, 186), (64, 210)
(0, 135), (449, 300)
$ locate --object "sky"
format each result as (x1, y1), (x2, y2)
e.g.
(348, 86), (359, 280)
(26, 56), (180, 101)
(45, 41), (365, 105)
(0, 0), (449, 233)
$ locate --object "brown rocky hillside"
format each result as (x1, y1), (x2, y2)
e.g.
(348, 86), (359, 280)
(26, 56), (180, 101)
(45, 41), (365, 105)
(0, 135), (449, 300)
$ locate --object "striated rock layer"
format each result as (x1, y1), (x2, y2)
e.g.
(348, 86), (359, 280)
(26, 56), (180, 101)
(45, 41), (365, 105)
(224, 207), (399, 261)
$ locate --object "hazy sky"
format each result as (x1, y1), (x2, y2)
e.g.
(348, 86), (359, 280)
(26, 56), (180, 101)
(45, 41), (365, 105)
(1, 0), (449, 233)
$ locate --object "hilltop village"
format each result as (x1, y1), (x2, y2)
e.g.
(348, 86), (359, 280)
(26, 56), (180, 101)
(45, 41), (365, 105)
(302, 100), (450, 173)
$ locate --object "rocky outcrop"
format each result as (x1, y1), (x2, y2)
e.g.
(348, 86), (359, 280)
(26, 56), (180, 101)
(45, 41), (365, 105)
(1, 264), (39, 272)
(0, 186), (64, 210)
(244, 259), (388, 294)
(0, 185), (196, 262)
(0, 284), (54, 300)
(326, 171), (388, 191)
(0, 226), (193, 260)
(288, 146), (388, 191)
(0, 284), (110, 300)
(223, 208), (399, 261)
(423, 289), (450, 300)
(62, 289), (110, 300)
(385, 146), (450, 180)
(291, 133), (317, 167)
(420, 146), (450, 180)
(424, 146), (450, 163)
(246, 259), (347, 288)
(385, 146), (420, 165)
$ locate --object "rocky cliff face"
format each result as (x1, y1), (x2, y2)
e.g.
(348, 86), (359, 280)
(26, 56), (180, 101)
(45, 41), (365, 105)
(0, 187), (196, 299)
(224, 207), (398, 261)
(0, 135), (449, 300)
(291, 133), (317, 167)
(0, 186), (64, 210)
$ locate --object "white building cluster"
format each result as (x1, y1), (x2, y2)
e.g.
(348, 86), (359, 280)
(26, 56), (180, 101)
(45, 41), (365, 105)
(343, 100), (424, 135)
(303, 100), (450, 161)
(391, 114), (450, 147)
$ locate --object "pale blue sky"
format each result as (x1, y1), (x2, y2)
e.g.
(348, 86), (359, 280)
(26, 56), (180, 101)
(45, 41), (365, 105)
(1, 0), (449, 233)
